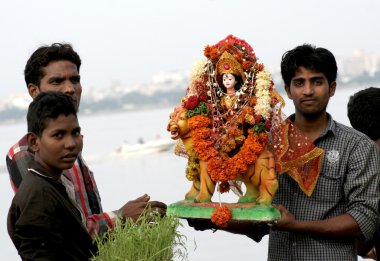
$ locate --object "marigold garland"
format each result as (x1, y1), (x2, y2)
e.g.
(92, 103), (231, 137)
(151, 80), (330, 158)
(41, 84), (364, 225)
(188, 115), (269, 183)
(211, 205), (232, 228)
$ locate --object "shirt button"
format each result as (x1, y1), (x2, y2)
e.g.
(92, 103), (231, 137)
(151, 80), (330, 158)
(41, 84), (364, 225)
(292, 242), (297, 247)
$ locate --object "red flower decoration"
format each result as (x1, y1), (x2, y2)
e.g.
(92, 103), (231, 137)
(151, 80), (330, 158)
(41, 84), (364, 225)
(264, 120), (272, 131)
(254, 114), (263, 123)
(184, 95), (199, 110)
(198, 93), (208, 102)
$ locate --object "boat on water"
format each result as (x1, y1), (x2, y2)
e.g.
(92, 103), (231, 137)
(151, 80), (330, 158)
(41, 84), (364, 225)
(114, 138), (175, 157)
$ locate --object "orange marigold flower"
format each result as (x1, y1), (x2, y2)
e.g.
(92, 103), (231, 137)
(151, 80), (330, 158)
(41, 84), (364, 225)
(226, 161), (238, 180)
(244, 114), (255, 125)
(254, 63), (265, 71)
(242, 61), (252, 71)
(230, 156), (248, 175)
(211, 206), (232, 228)
(193, 137), (212, 148)
(208, 157), (228, 182)
(227, 126), (243, 136)
(258, 132), (269, 144)
(202, 147), (218, 160)
(210, 49), (219, 62)
(193, 127), (212, 139)
(242, 106), (254, 115)
(204, 46), (210, 57)
(196, 144), (216, 161)
(188, 115), (212, 129)
(250, 97), (257, 107)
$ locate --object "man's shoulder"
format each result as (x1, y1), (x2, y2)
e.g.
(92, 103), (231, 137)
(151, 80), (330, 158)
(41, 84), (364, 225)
(332, 121), (378, 152)
(7, 134), (29, 160)
(333, 120), (371, 141)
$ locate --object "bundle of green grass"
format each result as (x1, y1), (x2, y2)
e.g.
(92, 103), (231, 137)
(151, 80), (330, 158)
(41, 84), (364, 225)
(92, 212), (188, 261)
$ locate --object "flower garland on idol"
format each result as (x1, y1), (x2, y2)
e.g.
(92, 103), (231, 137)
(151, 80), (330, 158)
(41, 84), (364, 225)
(182, 35), (279, 227)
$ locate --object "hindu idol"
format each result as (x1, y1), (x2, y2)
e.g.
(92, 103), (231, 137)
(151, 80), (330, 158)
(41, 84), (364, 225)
(167, 35), (323, 228)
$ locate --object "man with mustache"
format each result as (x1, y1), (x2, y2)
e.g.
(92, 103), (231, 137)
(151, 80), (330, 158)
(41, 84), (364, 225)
(6, 43), (167, 238)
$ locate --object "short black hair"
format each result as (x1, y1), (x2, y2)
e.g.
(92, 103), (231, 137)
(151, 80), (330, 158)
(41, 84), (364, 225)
(24, 43), (81, 87)
(281, 44), (337, 87)
(27, 92), (77, 137)
(347, 87), (380, 141)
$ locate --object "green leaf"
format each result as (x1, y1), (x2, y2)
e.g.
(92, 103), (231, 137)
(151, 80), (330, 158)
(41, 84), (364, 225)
(253, 123), (266, 134)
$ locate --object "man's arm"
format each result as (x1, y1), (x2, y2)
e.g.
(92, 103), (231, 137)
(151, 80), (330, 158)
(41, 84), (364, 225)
(273, 204), (363, 238)
(78, 158), (166, 237)
(86, 194), (167, 237)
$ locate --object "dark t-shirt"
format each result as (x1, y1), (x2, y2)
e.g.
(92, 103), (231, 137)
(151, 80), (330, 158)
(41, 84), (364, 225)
(7, 161), (97, 260)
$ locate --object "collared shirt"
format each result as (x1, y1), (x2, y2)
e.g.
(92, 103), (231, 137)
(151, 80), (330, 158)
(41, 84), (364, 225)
(268, 114), (380, 261)
(6, 135), (117, 238)
(7, 161), (97, 260)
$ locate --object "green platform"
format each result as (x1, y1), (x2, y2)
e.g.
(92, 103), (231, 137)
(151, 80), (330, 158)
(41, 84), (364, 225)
(168, 201), (280, 222)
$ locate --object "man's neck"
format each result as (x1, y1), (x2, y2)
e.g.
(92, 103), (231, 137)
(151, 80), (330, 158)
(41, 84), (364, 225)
(293, 112), (329, 142)
(374, 139), (380, 149)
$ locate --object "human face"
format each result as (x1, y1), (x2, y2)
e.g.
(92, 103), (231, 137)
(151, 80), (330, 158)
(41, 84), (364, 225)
(222, 74), (237, 90)
(285, 66), (336, 118)
(29, 114), (83, 176)
(28, 60), (82, 111)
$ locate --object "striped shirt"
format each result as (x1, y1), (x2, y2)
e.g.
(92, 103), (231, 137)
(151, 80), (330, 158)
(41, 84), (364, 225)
(268, 114), (380, 261)
(6, 135), (117, 238)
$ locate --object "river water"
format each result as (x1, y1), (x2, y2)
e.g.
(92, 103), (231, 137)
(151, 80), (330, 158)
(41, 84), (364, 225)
(0, 87), (368, 260)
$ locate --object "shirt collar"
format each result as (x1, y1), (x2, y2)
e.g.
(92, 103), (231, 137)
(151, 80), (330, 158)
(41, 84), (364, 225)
(27, 160), (62, 182)
(288, 113), (336, 140)
(318, 113), (335, 139)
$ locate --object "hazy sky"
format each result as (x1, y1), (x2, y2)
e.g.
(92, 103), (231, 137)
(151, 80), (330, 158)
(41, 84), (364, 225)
(1, 0), (379, 99)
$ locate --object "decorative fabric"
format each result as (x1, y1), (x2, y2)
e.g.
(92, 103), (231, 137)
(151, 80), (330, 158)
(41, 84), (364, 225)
(270, 108), (324, 196)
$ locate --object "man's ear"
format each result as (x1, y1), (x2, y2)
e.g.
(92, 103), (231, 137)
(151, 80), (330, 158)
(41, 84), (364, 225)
(285, 84), (292, 99)
(329, 81), (336, 97)
(28, 84), (40, 99)
(27, 132), (39, 152)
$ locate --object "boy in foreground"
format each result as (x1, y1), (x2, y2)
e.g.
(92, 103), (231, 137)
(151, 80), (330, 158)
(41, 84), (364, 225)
(7, 92), (97, 260)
